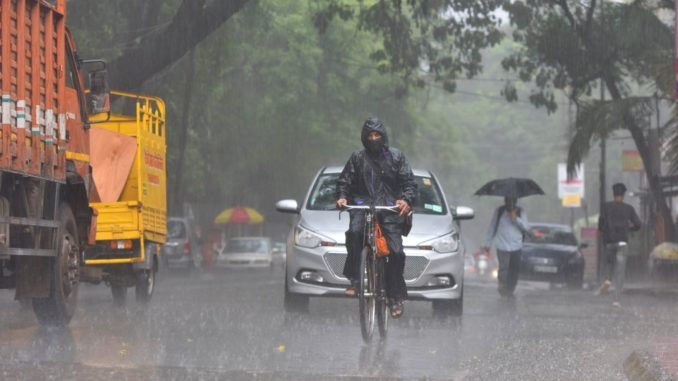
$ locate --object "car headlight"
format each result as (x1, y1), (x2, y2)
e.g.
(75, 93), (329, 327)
(295, 226), (335, 248)
(419, 233), (459, 253)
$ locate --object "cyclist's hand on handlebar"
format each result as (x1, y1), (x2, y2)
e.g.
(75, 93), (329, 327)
(336, 198), (347, 209)
(396, 199), (411, 217)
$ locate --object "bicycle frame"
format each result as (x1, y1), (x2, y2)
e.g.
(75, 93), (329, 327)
(342, 204), (399, 342)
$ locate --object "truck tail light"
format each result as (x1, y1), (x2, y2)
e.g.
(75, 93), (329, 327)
(110, 240), (133, 250)
(183, 242), (191, 256)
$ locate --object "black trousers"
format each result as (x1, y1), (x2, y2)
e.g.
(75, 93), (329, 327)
(496, 249), (521, 295)
(343, 212), (408, 300)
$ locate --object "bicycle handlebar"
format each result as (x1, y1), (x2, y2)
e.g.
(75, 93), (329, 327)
(340, 205), (400, 213)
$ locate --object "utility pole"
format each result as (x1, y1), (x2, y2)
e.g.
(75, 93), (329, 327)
(596, 0), (606, 284)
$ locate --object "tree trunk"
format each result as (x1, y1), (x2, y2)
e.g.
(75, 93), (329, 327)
(557, 0), (677, 242)
(170, 49), (196, 212)
(604, 76), (677, 242)
(108, 0), (250, 90)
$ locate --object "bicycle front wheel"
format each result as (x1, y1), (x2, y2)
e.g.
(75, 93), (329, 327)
(359, 246), (376, 343)
(376, 257), (388, 339)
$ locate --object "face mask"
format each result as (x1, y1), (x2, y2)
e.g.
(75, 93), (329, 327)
(365, 137), (384, 154)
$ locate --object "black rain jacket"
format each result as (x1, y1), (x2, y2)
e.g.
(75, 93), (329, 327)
(336, 119), (417, 226)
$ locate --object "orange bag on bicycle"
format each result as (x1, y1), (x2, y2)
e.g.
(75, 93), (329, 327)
(375, 223), (390, 257)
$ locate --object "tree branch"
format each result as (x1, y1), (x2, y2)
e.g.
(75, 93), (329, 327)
(585, 0), (596, 33)
(108, 0), (251, 90)
(554, 0), (577, 30)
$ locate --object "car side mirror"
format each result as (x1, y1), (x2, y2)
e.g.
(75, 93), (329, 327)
(453, 206), (474, 220)
(579, 242), (589, 249)
(276, 199), (299, 214)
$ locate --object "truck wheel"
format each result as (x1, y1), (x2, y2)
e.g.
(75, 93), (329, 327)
(33, 204), (79, 326)
(111, 285), (127, 306)
(135, 268), (155, 304)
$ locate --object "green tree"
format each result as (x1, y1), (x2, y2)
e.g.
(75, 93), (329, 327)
(501, 1), (677, 240)
(138, 0), (427, 217)
(311, 0), (505, 95)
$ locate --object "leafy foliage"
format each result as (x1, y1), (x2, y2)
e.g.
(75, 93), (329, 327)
(501, 0), (677, 239)
(567, 97), (654, 174)
(79, 1), (425, 221)
(312, 0), (505, 96)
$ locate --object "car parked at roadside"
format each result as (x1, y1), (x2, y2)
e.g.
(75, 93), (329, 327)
(519, 223), (586, 289)
(162, 217), (200, 270)
(276, 166), (474, 317)
(271, 241), (287, 268)
(215, 237), (273, 269)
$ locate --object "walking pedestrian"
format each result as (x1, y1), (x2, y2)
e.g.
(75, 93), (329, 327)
(597, 182), (641, 304)
(481, 196), (530, 298)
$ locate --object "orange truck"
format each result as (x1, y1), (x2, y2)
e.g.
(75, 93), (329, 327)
(0, 0), (111, 325)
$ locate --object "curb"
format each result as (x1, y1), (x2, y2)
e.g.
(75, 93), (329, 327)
(624, 351), (676, 381)
(622, 285), (678, 298)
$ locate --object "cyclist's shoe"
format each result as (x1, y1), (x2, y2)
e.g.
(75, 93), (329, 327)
(345, 279), (359, 297)
(389, 299), (404, 319)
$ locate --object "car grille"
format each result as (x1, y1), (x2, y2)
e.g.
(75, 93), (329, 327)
(324, 253), (429, 281)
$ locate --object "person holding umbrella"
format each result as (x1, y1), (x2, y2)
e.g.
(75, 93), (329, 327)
(476, 178), (543, 298)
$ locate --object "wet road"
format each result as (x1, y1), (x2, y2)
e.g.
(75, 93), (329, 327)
(1, 267), (677, 380)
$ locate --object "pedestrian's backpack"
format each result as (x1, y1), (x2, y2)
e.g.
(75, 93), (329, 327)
(492, 205), (523, 239)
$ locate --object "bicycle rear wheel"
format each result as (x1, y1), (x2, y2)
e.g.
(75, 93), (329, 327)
(376, 257), (388, 339)
(359, 246), (375, 343)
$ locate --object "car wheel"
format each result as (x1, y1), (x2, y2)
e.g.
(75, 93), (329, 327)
(284, 274), (309, 313)
(432, 287), (463, 317)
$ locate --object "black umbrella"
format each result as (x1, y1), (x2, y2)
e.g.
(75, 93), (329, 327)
(474, 177), (545, 199)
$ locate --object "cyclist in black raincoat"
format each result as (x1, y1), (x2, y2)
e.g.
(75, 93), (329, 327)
(336, 117), (417, 318)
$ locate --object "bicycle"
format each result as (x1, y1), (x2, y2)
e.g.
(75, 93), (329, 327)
(342, 204), (400, 343)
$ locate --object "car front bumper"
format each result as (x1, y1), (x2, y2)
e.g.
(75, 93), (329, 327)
(286, 244), (464, 300)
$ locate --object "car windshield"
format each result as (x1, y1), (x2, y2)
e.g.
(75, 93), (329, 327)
(306, 173), (446, 215)
(525, 225), (578, 246)
(167, 220), (186, 239)
(226, 239), (269, 253)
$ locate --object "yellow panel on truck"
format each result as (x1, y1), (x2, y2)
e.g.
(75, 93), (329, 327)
(86, 91), (167, 266)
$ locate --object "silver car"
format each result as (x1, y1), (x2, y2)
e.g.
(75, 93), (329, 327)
(276, 166), (474, 316)
(215, 237), (273, 269)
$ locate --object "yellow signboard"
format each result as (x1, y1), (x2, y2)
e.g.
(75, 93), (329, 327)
(562, 194), (581, 208)
(622, 150), (643, 172)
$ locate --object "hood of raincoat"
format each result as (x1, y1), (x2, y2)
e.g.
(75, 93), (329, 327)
(361, 117), (389, 155)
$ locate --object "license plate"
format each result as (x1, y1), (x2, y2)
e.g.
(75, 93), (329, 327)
(534, 265), (558, 273)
